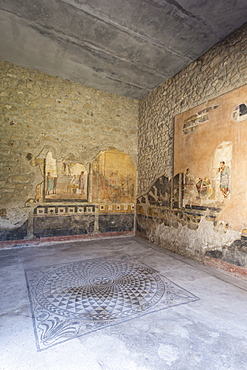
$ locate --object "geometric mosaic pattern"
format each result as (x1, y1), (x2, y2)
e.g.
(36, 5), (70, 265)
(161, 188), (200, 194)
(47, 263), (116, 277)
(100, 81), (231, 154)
(25, 255), (199, 351)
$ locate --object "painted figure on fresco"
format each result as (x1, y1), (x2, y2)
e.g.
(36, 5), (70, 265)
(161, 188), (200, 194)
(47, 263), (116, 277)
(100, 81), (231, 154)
(45, 152), (88, 200)
(69, 175), (78, 194)
(195, 178), (203, 198)
(95, 170), (134, 202)
(91, 148), (136, 203)
(78, 171), (85, 195)
(195, 177), (213, 199)
(183, 168), (216, 202)
(46, 172), (55, 195)
(218, 161), (230, 198)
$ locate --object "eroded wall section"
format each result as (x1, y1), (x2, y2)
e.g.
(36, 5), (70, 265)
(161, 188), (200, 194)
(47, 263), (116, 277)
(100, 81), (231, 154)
(137, 25), (247, 278)
(0, 61), (138, 242)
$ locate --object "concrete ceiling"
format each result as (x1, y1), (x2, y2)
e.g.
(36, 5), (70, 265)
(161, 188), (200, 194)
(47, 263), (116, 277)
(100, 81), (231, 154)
(0, 0), (247, 99)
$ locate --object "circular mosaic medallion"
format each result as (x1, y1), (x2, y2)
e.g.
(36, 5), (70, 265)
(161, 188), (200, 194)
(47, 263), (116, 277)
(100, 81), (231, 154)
(35, 257), (165, 321)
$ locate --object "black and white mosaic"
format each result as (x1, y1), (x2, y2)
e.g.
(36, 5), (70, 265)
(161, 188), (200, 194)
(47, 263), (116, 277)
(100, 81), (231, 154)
(25, 255), (199, 351)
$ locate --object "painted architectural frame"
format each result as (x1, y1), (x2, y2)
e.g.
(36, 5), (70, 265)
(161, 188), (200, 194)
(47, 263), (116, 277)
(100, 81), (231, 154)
(44, 151), (88, 202)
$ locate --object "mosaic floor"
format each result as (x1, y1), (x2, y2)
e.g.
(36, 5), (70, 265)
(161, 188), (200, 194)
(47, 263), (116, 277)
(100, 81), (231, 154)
(25, 254), (199, 351)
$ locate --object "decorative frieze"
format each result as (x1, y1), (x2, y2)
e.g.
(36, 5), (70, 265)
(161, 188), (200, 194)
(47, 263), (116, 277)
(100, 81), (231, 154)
(34, 205), (96, 216)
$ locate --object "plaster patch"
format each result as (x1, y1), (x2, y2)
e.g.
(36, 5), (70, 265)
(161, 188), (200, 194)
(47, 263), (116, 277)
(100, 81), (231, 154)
(153, 217), (240, 259)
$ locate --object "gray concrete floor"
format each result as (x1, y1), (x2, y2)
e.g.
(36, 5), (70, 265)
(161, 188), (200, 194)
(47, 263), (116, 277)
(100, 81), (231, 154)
(0, 236), (247, 370)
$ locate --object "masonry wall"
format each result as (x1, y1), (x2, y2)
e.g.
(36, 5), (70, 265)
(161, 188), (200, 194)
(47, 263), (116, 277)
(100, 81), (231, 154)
(137, 24), (247, 279)
(0, 60), (138, 242)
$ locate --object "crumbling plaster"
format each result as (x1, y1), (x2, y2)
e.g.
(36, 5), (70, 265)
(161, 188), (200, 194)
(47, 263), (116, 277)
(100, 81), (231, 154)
(0, 60), (138, 229)
(137, 25), (247, 272)
(138, 25), (247, 194)
(143, 216), (240, 262)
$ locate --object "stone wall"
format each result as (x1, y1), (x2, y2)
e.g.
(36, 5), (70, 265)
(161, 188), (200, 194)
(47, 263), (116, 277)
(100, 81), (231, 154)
(137, 24), (247, 278)
(0, 60), (138, 240)
(138, 24), (247, 194)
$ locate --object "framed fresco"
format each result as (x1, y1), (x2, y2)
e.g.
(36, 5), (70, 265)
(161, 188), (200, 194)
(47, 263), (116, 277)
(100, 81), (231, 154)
(44, 151), (88, 202)
(91, 148), (136, 203)
(174, 85), (247, 230)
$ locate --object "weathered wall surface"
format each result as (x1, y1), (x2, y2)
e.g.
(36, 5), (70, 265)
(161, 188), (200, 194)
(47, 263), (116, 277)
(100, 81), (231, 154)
(0, 60), (138, 240)
(137, 25), (247, 278)
(174, 85), (247, 231)
(138, 25), (247, 194)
